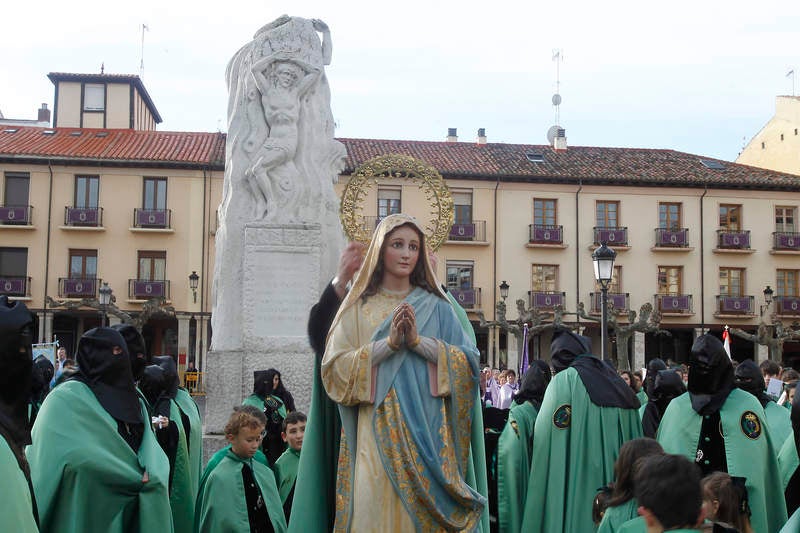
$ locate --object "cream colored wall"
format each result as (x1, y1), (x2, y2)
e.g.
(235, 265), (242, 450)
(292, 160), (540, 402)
(55, 82), (81, 128)
(132, 88), (156, 131)
(737, 96), (800, 174)
(106, 84), (131, 129)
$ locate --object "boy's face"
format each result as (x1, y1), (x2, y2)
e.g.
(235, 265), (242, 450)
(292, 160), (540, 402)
(282, 421), (306, 451)
(227, 424), (265, 459)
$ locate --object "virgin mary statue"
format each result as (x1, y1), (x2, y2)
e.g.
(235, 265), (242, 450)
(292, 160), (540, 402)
(322, 214), (488, 531)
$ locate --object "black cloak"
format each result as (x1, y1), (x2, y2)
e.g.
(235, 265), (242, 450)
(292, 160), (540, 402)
(734, 359), (771, 408)
(641, 369), (686, 438)
(111, 323), (149, 382)
(513, 360), (552, 410)
(687, 334), (735, 416)
(253, 368), (296, 413)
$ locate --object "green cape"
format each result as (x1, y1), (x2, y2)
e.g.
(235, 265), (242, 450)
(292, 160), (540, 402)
(0, 436), (37, 532)
(168, 390), (203, 533)
(597, 498), (638, 533)
(497, 400), (538, 532)
(765, 400), (793, 448)
(243, 394), (288, 419)
(194, 449), (287, 533)
(29, 380), (172, 533)
(778, 430), (799, 489)
(521, 365), (643, 532)
(780, 508), (800, 533)
(274, 447), (300, 503)
(657, 389), (787, 533)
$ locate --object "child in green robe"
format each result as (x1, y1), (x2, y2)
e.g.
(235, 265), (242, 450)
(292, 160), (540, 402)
(194, 405), (287, 532)
(274, 411), (306, 522)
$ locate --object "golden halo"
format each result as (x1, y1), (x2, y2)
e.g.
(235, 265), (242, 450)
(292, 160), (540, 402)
(339, 154), (454, 251)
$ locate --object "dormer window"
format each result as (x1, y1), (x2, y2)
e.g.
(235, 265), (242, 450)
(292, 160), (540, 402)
(84, 84), (105, 111)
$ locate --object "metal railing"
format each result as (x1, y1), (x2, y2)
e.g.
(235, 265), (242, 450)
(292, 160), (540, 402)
(529, 224), (564, 244)
(133, 208), (172, 229)
(0, 205), (32, 225)
(0, 276), (31, 297)
(64, 206), (103, 227)
(654, 228), (689, 247)
(593, 226), (628, 246)
(128, 279), (170, 299)
(58, 277), (99, 298)
(715, 295), (754, 315)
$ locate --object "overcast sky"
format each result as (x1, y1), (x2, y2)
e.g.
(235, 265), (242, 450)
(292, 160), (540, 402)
(3, 0), (799, 161)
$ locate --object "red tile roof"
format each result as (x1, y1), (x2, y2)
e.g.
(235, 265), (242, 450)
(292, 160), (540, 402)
(338, 138), (800, 191)
(0, 126), (225, 169)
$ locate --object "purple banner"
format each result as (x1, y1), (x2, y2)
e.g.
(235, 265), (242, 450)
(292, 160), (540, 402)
(596, 228), (627, 244)
(67, 207), (98, 225)
(659, 295), (691, 311)
(449, 223), (475, 239)
(136, 210), (168, 227)
(532, 292), (563, 308)
(532, 226), (563, 243)
(657, 229), (687, 246)
(0, 206), (28, 223)
(133, 280), (166, 298)
(720, 232), (749, 248)
(63, 278), (96, 296)
(721, 296), (751, 313)
(776, 233), (800, 249)
(520, 323), (530, 376)
(609, 293), (627, 310)
(778, 297), (800, 314)
(0, 278), (25, 295)
(450, 288), (476, 307)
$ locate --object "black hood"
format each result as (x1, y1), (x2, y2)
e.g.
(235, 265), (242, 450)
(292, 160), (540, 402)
(153, 355), (179, 400)
(253, 368), (296, 412)
(642, 369), (686, 438)
(514, 360), (551, 409)
(550, 327), (592, 373)
(687, 334), (735, 415)
(644, 358), (667, 396)
(139, 364), (171, 418)
(734, 359), (770, 408)
(111, 323), (148, 382)
(0, 296), (35, 447)
(31, 354), (54, 399)
(74, 327), (142, 425)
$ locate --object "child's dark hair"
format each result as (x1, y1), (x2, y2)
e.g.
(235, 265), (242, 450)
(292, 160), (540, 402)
(592, 484), (613, 525)
(282, 410), (307, 432)
(702, 472), (752, 533)
(225, 405), (266, 435)
(606, 437), (665, 508)
(634, 454), (702, 530)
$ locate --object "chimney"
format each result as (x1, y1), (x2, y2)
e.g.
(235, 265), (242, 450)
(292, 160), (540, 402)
(476, 128), (487, 145)
(38, 103), (51, 124)
(554, 128), (568, 151)
(446, 128), (458, 143)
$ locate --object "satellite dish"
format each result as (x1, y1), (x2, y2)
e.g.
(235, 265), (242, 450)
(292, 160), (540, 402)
(552, 93), (562, 106)
(547, 125), (560, 145)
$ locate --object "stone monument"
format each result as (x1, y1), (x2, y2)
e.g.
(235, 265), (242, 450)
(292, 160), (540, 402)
(205, 15), (346, 437)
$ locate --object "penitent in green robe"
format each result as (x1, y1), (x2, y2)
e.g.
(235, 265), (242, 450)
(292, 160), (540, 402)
(168, 389), (203, 533)
(28, 380), (173, 533)
(194, 449), (287, 533)
(765, 400), (793, 449)
(0, 437), (38, 533)
(521, 366), (643, 533)
(657, 389), (787, 533)
(274, 447), (300, 503)
(497, 400), (538, 533)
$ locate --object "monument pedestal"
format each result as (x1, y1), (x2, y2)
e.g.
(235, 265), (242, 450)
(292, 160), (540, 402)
(204, 223), (321, 447)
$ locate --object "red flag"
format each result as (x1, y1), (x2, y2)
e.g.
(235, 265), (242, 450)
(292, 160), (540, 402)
(723, 326), (732, 359)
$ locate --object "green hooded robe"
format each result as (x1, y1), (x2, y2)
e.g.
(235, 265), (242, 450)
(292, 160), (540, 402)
(167, 389), (203, 533)
(194, 448), (287, 533)
(0, 436), (37, 532)
(28, 380), (173, 533)
(497, 400), (538, 533)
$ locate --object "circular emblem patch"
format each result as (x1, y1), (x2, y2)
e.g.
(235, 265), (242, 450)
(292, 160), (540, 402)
(553, 404), (572, 429)
(740, 411), (762, 440)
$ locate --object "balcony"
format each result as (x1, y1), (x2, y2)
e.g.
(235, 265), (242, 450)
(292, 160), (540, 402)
(0, 205), (32, 226)
(449, 287), (481, 309)
(128, 279), (170, 300)
(528, 290), (565, 310)
(0, 276), (31, 297)
(715, 295), (754, 316)
(528, 224), (564, 245)
(654, 228), (689, 248)
(589, 292), (629, 314)
(64, 206), (103, 227)
(58, 277), (98, 298)
(772, 231), (800, 252)
(133, 208), (171, 229)
(775, 296), (800, 316)
(654, 293), (693, 314)
(448, 221), (487, 242)
(716, 230), (751, 250)
(593, 227), (628, 246)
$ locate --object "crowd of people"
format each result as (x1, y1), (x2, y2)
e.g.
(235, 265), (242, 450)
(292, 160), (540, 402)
(3, 211), (800, 532)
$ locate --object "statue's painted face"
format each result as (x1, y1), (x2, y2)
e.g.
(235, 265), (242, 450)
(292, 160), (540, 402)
(275, 63), (300, 88)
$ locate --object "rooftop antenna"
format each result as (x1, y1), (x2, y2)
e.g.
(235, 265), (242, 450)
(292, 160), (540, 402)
(552, 49), (563, 126)
(100, 62), (105, 75)
(139, 23), (149, 78)
(788, 69), (796, 97)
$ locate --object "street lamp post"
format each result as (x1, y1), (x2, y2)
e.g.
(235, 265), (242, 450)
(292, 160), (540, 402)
(499, 280), (509, 301)
(189, 271), (200, 303)
(592, 243), (617, 362)
(98, 282), (113, 327)
(760, 285), (774, 317)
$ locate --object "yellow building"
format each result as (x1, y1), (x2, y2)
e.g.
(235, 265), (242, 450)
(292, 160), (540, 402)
(0, 72), (223, 372)
(5, 73), (800, 373)
(737, 95), (800, 174)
